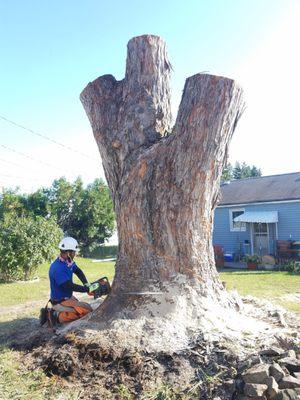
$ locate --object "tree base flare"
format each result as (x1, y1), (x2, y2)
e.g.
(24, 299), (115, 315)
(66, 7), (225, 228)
(23, 294), (300, 399)
(49, 281), (299, 355)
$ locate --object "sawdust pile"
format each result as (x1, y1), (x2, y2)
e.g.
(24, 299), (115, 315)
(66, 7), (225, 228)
(17, 287), (300, 399)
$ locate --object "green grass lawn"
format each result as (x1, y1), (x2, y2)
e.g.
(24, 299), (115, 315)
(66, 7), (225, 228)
(0, 257), (115, 307)
(220, 270), (300, 313)
(0, 261), (299, 311)
(0, 258), (115, 346)
(0, 261), (299, 399)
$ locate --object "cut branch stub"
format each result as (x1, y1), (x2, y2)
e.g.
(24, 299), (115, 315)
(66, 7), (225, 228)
(81, 35), (244, 301)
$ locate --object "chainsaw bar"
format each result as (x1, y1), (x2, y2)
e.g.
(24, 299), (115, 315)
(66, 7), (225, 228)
(124, 292), (163, 295)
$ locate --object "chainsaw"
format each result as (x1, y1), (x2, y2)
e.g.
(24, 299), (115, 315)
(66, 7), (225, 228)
(88, 276), (111, 299)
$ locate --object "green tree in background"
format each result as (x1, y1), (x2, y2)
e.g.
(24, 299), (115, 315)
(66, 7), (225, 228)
(46, 177), (84, 231)
(46, 177), (114, 254)
(233, 162), (262, 179)
(221, 162), (262, 181)
(0, 215), (62, 281)
(23, 189), (50, 217)
(249, 165), (262, 178)
(0, 189), (25, 218)
(221, 163), (233, 182)
(68, 179), (115, 255)
(0, 177), (115, 281)
(0, 177), (115, 258)
(0, 188), (50, 218)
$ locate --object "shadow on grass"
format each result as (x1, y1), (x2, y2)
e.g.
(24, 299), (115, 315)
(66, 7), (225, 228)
(0, 316), (40, 347)
(218, 269), (300, 276)
(218, 269), (274, 275)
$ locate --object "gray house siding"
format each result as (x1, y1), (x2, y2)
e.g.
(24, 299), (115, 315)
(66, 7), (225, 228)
(213, 200), (300, 256)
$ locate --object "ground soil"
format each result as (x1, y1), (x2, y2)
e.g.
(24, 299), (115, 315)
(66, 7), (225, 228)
(9, 290), (300, 400)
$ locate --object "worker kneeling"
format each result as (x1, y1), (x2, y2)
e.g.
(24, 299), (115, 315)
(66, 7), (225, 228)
(47, 237), (100, 326)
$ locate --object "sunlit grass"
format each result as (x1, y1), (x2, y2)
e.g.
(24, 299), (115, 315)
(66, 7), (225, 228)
(220, 270), (300, 313)
(0, 257), (115, 307)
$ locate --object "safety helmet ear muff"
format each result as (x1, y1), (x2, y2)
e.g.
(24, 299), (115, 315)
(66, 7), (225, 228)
(58, 237), (79, 252)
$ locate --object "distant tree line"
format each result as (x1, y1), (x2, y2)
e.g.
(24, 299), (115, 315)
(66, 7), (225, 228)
(0, 177), (115, 281)
(221, 161), (262, 182)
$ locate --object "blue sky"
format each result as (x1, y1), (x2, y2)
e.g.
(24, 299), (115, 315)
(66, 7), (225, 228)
(0, 0), (299, 191)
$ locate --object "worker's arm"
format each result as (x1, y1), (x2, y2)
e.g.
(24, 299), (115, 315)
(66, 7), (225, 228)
(73, 266), (88, 285)
(59, 280), (88, 293)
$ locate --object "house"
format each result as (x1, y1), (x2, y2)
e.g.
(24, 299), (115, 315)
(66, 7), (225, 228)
(213, 172), (300, 258)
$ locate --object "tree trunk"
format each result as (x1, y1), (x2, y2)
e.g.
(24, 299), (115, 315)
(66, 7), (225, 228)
(80, 35), (244, 316)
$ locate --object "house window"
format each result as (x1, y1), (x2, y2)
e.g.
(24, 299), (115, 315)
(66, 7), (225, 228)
(229, 208), (246, 232)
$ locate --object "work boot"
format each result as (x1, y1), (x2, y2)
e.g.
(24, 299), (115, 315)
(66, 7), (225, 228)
(47, 309), (58, 328)
(39, 307), (48, 326)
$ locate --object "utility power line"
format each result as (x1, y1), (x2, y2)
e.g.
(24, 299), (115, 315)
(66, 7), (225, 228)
(0, 156), (28, 169)
(0, 115), (100, 162)
(0, 144), (74, 174)
(0, 173), (43, 181)
(0, 156), (75, 185)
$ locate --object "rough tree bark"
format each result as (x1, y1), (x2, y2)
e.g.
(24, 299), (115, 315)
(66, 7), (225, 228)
(80, 35), (244, 319)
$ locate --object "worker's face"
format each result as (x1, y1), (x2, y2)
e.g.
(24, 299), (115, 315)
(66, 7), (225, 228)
(67, 250), (76, 261)
(61, 250), (76, 262)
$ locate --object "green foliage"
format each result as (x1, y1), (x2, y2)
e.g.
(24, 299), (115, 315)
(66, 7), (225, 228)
(0, 187), (50, 219)
(0, 215), (62, 282)
(44, 177), (115, 255)
(233, 161), (262, 180)
(67, 179), (115, 255)
(242, 254), (261, 264)
(0, 176), (116, 261)
(23, 189), (50, 217)
(281, 260), (300, 273)
(47, 176), (84, 232)
(221, 161), (262, 181)
(0, 188), (26, 219)
(221, 163), (233, 182)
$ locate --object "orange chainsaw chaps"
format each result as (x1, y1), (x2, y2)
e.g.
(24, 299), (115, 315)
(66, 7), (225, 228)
(57, 297), (92, 324)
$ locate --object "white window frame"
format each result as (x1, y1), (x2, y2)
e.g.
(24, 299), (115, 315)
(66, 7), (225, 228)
(229, 208), (246, 232)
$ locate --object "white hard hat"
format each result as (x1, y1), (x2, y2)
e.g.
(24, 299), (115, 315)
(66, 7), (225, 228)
(58, 237), (79, 251)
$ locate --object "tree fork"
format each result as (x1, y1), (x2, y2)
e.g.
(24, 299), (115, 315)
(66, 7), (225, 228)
(80, 35), (244, 313)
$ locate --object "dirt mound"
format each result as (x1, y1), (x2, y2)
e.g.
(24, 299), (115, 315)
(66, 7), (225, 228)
(20, 294), (300, 399)
(29, 330), (300, 399)
(32, 331), (238, 399)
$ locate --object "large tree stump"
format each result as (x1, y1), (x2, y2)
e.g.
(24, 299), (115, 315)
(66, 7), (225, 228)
(78, 35), (256, 354)
(30, 36), (300, 399)
(81, 35), (244, 315)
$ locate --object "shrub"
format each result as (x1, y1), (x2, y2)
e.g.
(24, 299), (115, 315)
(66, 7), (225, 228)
(0, 215), (63, 282)
(281, 260), (300, 273)
(242, 254), (261, 264)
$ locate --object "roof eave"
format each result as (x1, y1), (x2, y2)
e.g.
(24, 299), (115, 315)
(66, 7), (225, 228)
(217, 197), (300, 207)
